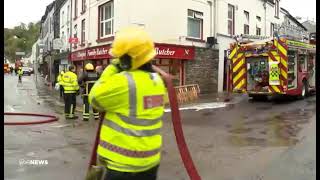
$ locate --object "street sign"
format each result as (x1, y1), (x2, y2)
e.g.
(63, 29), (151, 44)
(15, 52), (25, 56)
(69, 37), (79, 44)
(53, 39), (64, 50)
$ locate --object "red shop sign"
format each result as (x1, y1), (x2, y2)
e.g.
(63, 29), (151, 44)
(69, 37), (79, 44)
(70, 49), (86, 61)
(87, 45), (112, 59)
(154, 43), (195, 60)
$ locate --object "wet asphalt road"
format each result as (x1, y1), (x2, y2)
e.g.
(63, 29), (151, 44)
(4, 74), (316, 180)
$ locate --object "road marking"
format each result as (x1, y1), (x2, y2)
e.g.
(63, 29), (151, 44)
(164, 102), (228, 112)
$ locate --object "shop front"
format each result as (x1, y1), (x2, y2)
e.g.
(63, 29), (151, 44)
(70, 43), (195, 86)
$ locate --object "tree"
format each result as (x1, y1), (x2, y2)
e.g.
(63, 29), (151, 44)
(4, 22), (41, 63)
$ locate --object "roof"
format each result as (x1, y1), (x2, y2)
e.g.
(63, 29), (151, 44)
(42, 1), (55, 22)
(280, 8), (308, 31)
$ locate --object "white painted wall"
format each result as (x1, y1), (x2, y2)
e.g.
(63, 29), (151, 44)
(86, 0), (211, 48)
(60, 0), (71, 52)
(71, 0), (90, 51)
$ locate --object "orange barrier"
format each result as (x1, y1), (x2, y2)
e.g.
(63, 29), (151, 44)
(174, 84), (200, 104)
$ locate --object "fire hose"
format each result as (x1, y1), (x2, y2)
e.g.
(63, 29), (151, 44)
(87, 65), (201, 180)
(4, 112), (59, 125)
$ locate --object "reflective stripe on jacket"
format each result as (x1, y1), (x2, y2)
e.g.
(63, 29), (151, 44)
(59, 71), (79, 93)
(88, 64), (166, 172)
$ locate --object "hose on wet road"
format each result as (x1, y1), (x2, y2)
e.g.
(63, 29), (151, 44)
(153, 65), (201, 180)
(4, 112), (59, 125)
(87, 65), (201, 179)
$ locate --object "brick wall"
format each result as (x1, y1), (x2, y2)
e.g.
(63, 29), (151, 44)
(184, 47), (219, 94)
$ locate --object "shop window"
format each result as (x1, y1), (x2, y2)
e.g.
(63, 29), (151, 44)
(99, 1), (114, 39)
(187, 9), (203, 39)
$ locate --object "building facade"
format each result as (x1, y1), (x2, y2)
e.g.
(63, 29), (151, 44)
(40, 1), (55, 83)
(70, 0), (219, 92)
(39, 0), (306, 93)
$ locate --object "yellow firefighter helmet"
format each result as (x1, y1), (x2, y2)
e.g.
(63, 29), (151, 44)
(85, 63), (94, 71)
(109, 26), (156, 70)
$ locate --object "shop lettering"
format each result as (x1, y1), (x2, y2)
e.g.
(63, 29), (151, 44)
(87, 48), (109, 57)
(76, 51), (86, 58)
(155, 48), (175, 56)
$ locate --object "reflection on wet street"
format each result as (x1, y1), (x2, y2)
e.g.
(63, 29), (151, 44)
(228, 108), (315, 147)
(4, 74), (316, 180)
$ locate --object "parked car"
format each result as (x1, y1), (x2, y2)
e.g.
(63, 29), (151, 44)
(22, 67), (31, 76)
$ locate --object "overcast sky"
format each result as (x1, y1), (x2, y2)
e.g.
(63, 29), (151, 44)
(4, 0), (316, 28)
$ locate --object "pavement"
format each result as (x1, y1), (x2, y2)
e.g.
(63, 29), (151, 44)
(4, 74), (316, 180)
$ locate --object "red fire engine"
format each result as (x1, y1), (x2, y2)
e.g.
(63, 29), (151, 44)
(227, 35), (316, 100)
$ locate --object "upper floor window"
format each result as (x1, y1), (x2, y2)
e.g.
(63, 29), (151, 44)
(187, 9), (203, 39)
(81, 19), (86, 44)
(82, 0), (86, 13)
(67, 5), (70, 21)
(99, 1), (114, 39)
(74, 0), (78, 18)
(244, 11), (249, 34)
(275, 0), (279, 18)
(256, 27), (261, 35)
(61, 11), (65, 26)
(228, 4), (235, 35)
(270, 23), (275, 36)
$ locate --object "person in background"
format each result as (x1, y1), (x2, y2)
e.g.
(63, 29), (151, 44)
(78, 63), (100, 121)
(17, 67), (23, 83)
(57, 71), (65, 99)
(95, 65), (103, 78)
(59, 65), (80, 119)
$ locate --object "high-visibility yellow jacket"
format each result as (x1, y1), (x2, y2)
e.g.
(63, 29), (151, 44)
(57, 74), (63, 83)
(17, 69), (23, 76)
(88, 64), (166, 173)
(58, 71), (79, 93)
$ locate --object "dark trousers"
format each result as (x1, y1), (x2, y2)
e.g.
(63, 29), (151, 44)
(59, 86), (64, 99)
(104, 165), (159, 180)
(64, 93), (76, 118)
(18, 75), (22, 82)
(83, 95), (99, 120)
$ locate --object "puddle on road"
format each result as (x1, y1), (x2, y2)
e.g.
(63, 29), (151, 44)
(228, 108), (315, 147)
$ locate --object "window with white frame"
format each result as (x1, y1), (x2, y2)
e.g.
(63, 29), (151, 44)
(61, 11), (65, 27)
(82, 0), (86, 12)
(99, 1), (114, 38)
(81, 19), (85, 44)
(74, 0), (78, 18)
(187, 9), (203, 39)
(256, 27), (261, 35)
(275, 0), (279, 18)
(270, 23), (275, 36)
(244, 11), (249, 34)
(67, 5), (70, 22)
(228, 4), (235, 35)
